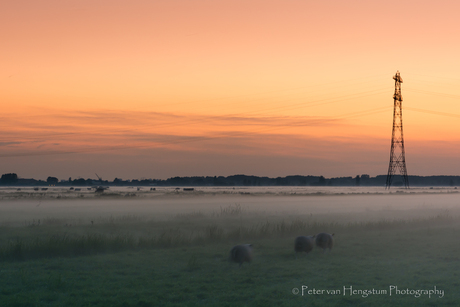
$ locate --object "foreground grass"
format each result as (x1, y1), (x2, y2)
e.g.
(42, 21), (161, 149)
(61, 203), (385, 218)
(0, 206), (455, 262)
(0, 208), (459, 306)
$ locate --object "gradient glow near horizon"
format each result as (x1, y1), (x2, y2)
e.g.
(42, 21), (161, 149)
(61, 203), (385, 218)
(1, 0), (460, 180)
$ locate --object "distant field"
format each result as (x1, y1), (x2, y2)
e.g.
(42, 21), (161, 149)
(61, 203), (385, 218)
(0, 188), (459, 306)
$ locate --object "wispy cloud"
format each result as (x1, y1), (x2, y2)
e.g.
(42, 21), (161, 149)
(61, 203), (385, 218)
(0, 107), (354, 150)
(0, 141), (23, 147)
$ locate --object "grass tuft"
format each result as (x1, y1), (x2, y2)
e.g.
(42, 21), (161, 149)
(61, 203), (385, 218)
(217, 204), (243, 217)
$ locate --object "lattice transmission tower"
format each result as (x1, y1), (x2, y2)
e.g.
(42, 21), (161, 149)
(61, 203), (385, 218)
(386, 71), (409, 189)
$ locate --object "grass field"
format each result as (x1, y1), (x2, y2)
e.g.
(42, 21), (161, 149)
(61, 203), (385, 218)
(0, 189), (459, 306)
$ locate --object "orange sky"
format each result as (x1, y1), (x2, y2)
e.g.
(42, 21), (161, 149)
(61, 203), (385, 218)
(1, 0), (460, 180)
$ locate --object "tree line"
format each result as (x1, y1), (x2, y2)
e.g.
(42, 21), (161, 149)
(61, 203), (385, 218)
(1, 173), (460, 187)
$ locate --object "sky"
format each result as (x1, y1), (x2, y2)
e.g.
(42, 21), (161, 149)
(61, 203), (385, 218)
(1, 0), (460, 181)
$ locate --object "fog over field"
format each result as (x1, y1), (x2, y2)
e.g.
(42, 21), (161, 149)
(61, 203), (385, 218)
(1, 186), (459, 225)
(1, 186), (459, 306)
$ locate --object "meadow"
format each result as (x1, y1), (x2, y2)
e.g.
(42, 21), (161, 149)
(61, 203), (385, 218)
(0, 187), (459, 306)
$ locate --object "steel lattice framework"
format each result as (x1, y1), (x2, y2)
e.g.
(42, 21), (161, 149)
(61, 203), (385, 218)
(386, 71), (409, 189)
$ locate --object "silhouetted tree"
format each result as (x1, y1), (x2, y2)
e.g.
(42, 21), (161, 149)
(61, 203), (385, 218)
(73, 178), (86, 186)
(318, 176), (326, 186)
(47, 176), (59, 185)
(1, 173), (18, 185)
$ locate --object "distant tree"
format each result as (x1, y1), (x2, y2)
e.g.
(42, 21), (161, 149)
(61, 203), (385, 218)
(355, 175), (361, 186)
(318, 176), (326, 186)
(73, 178), (86, 186)
(191, 177), (204, 185)
(140, 179), (152, 185)
(47, 176), (59, 185)
(1, 173), (18, 185)
(275, 177), (282, 185)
